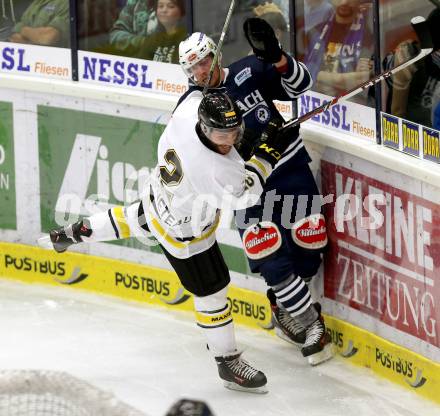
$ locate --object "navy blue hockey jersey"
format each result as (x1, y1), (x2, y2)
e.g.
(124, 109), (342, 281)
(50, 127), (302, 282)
(176, 53), (313, 168)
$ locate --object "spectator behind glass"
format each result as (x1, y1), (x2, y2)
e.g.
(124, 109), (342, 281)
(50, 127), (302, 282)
(109, 0), (158, 56)
(304, 0), (334, 32)
(252, 2), (288, 48)
(8, 0), (69, 47)
(303, 0), (374, 104)
(385, 8), (440, 129)
(140, 0), (186, 63)
(0, 0), (16, 41)
(273, 0), (289, 20)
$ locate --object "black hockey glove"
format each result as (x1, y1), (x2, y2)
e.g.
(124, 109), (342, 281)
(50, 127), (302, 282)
(235, 128), (258, 161)
(243, 17), (283, 63)
(253, 118), (298, 167)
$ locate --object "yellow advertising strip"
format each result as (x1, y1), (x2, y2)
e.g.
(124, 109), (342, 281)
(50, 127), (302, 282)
(0, 242), (272, 330)
(1, 241), (439, 405)
(324, 315), (440, 405)
(0, 241), (190, 311)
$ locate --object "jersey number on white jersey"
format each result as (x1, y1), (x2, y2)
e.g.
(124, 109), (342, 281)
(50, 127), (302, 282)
(160, 149), (183, 186)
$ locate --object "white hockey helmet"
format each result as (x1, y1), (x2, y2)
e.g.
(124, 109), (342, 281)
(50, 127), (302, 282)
(179, 32), (220, 79)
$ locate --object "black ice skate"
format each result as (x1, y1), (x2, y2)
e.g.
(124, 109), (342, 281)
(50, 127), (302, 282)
(301, 315), (334, 366)
(267, 289), (306, 347)
(215, 352), (268, 394)
(49, 220), (91, 253)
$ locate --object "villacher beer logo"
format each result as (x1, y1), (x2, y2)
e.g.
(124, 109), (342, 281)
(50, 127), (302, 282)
(292, 214), (327, 249)
(243, 221), (281, 260)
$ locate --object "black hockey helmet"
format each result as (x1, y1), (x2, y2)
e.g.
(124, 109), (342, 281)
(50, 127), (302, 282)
(198, 92), (244, 147)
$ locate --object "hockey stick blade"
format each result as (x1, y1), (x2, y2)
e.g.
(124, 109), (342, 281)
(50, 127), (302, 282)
(202, 0), (236, 95)
(282, 16), (433, 132)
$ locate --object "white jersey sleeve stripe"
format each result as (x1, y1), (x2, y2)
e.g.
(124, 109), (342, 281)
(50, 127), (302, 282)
(281, 81), (302, 98)
(282, 59), (300, 83)
(292, 62), (313, 91)
(281, 61), (313, 96)
(291, 64), (305, 88)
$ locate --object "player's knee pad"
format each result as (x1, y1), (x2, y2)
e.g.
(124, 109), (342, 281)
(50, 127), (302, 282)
(291, 213), (327, 250)
(242, 221), (282, 261)
(242, 221), (294, 286)
(290, 213), (327, 278)
(193, 287), (233, 329)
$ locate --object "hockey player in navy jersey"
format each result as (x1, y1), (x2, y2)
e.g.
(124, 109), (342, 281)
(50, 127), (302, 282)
(178, 18), (333, 365)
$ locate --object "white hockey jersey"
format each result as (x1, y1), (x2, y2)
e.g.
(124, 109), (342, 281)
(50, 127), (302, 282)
(145, 90), (272, 259)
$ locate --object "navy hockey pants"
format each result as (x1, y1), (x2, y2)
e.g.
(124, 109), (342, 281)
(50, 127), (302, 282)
(236, 162), (324, 286)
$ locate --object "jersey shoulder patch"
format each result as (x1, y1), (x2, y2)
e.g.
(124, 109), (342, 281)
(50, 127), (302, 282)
(234, 67), (252, 86)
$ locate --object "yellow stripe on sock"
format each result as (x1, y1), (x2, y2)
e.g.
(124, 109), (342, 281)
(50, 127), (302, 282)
(195, 305), (233, 328)
(112, 206), (131, 239)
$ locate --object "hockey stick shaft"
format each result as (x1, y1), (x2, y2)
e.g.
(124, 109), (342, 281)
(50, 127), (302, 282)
(202, 0), (236, 95)
(282, 16), (433, 131)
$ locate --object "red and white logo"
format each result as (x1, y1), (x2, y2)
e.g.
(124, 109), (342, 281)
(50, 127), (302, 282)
(188, 53), (198, 63)
(292, 214), (327, 249)
(243, 222), (282, 260)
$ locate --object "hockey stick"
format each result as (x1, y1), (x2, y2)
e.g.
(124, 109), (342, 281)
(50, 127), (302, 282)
(202, 0), (236, 95)
(281, 16), (433, 131)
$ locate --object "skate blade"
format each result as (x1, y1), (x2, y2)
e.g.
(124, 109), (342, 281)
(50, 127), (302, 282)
(275, 327), (303, 348)
(223, 381), (268, 394)
(307, 343), (335, 366)
(37, 235), (53, 250)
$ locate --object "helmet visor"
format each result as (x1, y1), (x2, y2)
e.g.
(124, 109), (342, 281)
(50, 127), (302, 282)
(186, 55), (212, 80)
(203, 122), (244, 146)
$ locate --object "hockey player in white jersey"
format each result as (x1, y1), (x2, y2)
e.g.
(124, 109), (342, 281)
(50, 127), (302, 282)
(178, 19), (333, 366)
(45, 91), (294, 394)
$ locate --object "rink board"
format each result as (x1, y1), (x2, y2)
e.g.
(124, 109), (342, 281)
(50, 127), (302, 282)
(1, 76), (440, 407)
(0, 241), (273, 331)
(1, 241), (440, 405)
(325, 315), (440, 405)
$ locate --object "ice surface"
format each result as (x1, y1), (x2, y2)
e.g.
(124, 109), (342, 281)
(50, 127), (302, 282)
(0, 279), (439, 416)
